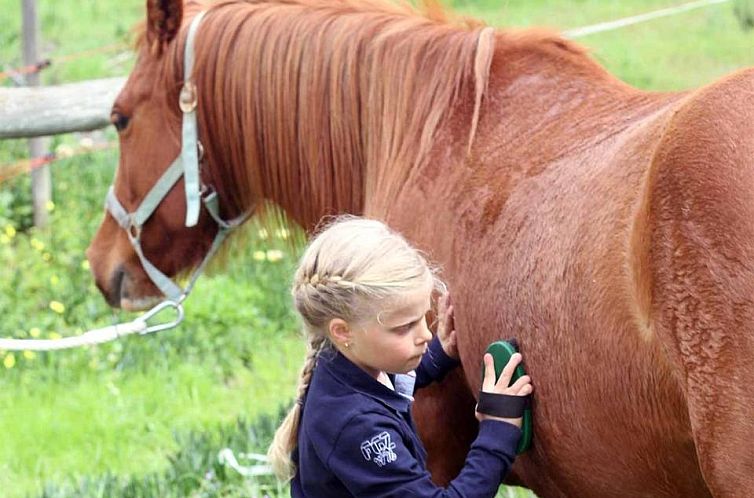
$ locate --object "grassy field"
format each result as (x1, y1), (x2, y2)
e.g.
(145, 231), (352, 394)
(1, 0), (752, 497)
(453, 0), (754, 90)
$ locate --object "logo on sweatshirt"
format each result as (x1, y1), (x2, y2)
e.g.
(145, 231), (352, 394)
(360, 431), (397, 467)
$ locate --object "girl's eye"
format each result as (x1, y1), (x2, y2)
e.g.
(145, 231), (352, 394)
(394, 319), (420, 334)
(111, 112), (130, 132)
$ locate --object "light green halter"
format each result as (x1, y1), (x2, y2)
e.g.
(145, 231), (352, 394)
(105, 11), (249, 304)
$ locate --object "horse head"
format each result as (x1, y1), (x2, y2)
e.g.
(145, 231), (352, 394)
(87, 0), (247, 311)
(87, 0), (488, 311)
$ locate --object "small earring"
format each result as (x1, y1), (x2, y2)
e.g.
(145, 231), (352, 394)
(344, 342), (350, 349)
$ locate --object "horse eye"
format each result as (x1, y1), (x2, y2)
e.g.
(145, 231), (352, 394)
(111, 112), (130, 132)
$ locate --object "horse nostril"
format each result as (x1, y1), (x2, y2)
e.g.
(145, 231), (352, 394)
(106, 265), (126, 308)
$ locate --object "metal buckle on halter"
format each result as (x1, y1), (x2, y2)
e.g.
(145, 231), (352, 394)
(179, 81), (198, 113)
(200, 181), (215, 199)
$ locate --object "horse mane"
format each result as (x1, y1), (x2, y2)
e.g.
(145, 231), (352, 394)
(145, 0), (500, 228)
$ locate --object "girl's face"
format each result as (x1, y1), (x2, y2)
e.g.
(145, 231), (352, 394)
(345, 279), (434, 378)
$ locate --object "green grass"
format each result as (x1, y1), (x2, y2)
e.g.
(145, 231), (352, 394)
(1, 0), (753, 497)
(0, 147), (305, 497)
(0, 0), (139, 84)
(35, 413), (290, 498)
(0, 335), (304, 497)
(449, 0), (754, 91)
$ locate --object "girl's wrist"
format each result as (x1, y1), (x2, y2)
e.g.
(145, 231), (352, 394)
(480, 415), (522, 428)
(441, 343), (459, 359)
(438, 333), (459, 359)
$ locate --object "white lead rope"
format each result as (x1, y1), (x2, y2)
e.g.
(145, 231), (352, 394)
(0, 300), (184, 351)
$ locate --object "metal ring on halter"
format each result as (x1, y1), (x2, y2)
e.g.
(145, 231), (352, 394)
(138, 300), (185, 334)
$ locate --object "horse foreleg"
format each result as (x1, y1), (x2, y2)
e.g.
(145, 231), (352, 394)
(654, 274), (754, 497)
(413, 369), (479, 485)
(649, 77), (754, 496)
(683, 351), (754, 497)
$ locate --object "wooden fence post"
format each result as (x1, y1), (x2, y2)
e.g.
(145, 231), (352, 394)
(22, 0), (51, 228)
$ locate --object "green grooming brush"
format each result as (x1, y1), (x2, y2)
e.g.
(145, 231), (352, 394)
(483, 339), (533, 454)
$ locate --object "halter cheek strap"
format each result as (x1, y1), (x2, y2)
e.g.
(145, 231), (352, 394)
(105, 10), (251, 303)
(181, 10), (205, 227)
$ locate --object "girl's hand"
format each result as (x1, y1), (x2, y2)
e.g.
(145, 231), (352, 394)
(475, 352), (533, 428)
(437, 294), (459, 359)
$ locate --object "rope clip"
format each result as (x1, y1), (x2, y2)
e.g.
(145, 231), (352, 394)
(137, 300), (185, 334)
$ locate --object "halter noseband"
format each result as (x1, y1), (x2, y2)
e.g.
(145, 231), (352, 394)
(105, 11), (249, 303)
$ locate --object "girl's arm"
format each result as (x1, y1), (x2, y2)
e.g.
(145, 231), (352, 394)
(414, 335), (460, 389)
(415, 294), (459, 389)
(327, 412), (520, 498)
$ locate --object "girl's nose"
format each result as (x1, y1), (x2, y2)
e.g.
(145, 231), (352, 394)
(416, 320), (432, 344)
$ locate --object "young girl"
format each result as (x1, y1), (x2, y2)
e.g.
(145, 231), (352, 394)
(268, 216), (532, 497)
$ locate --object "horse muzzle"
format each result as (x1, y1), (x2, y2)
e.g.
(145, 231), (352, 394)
(87, 252), (162, 311)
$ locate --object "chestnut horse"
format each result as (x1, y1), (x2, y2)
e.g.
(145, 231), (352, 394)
(86, 0), (754, 496)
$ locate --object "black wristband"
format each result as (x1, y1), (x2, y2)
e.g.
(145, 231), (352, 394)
(476, 391), (530, 418)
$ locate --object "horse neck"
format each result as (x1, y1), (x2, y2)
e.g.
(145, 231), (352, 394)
(370, 33), (680, 252)
(191, 0), (495, 230)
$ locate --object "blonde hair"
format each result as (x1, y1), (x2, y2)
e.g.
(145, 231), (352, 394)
(267, 215), (443, 481)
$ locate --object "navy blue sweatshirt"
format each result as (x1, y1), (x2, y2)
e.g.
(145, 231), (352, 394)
(291, 336), (521, 497)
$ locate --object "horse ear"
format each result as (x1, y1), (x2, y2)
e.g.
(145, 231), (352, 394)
(145, 0), (184, 51)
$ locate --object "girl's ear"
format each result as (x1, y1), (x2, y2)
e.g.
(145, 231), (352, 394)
(328, 318), (353, 346)
(146, 0), (183, 52)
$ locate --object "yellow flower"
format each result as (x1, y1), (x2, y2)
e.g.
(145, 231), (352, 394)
(80, 260), (90, 270)
(49, 301), (65, 314)
(30, 238), (45, 251)
(4, 225), (16, 238)
(252, 250), (266, 261)
(48, 332), (62, 340)
(29, 327), (41, 338)
(23, 351), (36, 360)
(257, 228), (269, 240)
(45, 201), (55, 212)
(42, 252), (51, 261)
(50, 275), (60, 286)
(276, 228), (290, 240)
(266, 249), (284, 262)
(3, 354), (15, 369)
